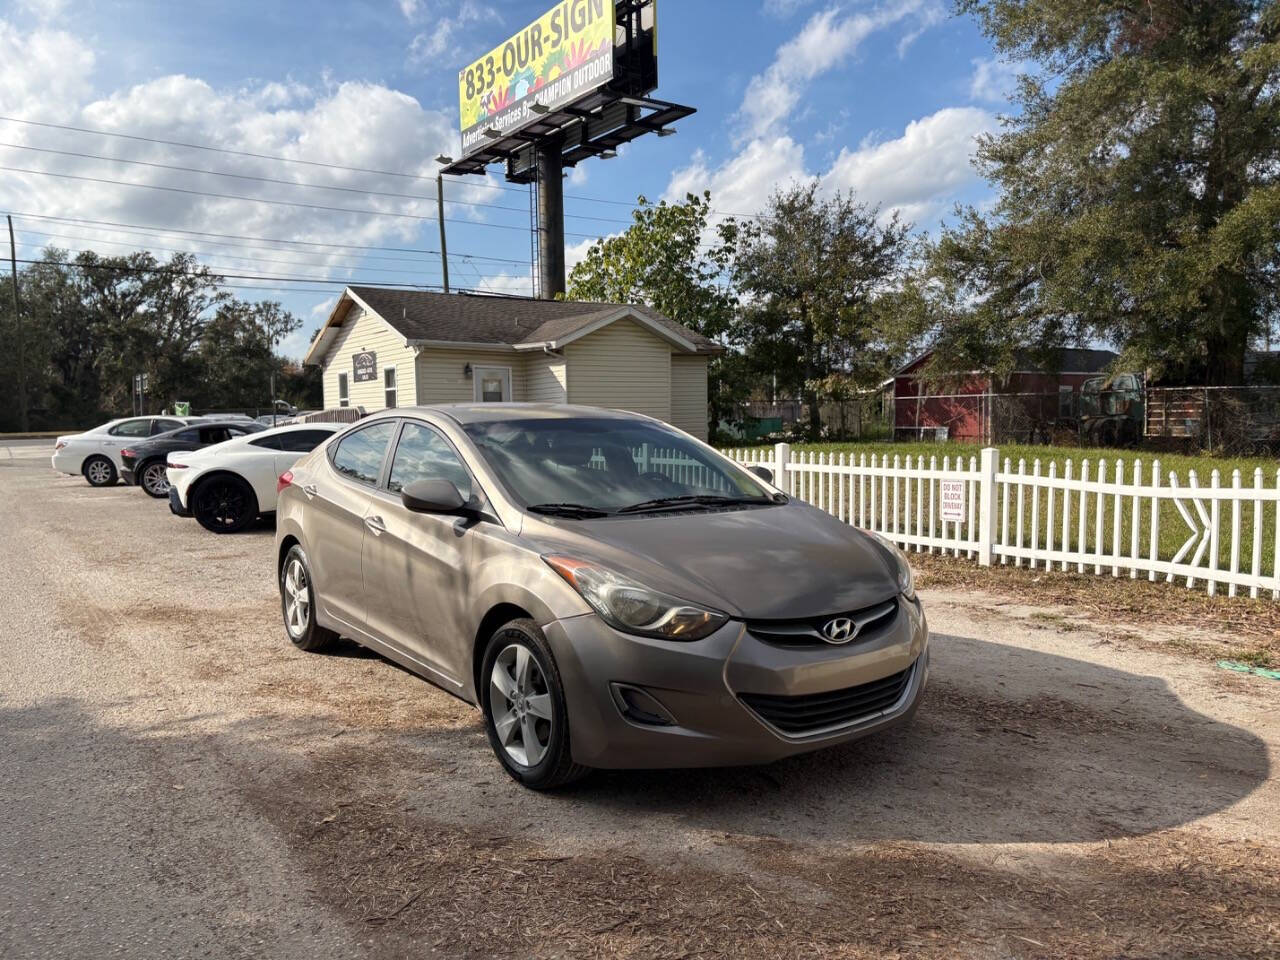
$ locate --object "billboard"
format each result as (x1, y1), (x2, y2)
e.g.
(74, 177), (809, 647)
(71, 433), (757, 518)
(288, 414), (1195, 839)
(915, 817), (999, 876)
(458, 0), (616, 158)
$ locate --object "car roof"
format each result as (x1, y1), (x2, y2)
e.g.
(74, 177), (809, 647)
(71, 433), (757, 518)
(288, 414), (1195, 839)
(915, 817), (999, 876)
(422, 403), (653, 426)
(251, 421), (344, 437)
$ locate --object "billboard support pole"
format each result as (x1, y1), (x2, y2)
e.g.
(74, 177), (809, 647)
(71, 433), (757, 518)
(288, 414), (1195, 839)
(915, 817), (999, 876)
(535, 134), (565, 300)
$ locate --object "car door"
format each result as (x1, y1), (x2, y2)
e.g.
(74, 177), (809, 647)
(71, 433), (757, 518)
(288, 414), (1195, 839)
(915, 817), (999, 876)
(304, 420), (398, 630)
(101, 418), (153, 465)
(361, 420), (481, 688)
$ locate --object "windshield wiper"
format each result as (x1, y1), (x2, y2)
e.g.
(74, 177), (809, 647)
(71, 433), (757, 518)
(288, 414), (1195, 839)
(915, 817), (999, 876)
(616, 494), (779, 515)
(526, 502), (613, 519)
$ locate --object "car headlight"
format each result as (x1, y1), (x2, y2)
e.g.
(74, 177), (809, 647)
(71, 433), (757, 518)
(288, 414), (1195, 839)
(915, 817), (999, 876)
(544, 555), (728, 641)
(868, 532), (916, 601)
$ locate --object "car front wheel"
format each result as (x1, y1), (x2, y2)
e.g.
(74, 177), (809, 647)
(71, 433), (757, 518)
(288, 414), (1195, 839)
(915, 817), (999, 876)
(83, 456), (117, 487)
(139, 460), (171, 498)
(480, 619), (588, 790)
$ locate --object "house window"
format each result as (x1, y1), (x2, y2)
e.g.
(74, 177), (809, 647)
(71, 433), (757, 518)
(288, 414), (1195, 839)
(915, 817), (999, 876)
(337, 372), (349, 408)
(1058, 385), (1074, 419)
(384, 366), (398, 409)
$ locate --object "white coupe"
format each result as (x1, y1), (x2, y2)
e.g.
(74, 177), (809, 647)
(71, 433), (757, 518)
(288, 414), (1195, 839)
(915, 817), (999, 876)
(167, 422), (343, 533)
(52, 415), (202, 486)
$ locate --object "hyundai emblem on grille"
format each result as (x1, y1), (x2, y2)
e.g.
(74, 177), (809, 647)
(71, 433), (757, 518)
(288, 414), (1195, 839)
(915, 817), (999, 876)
(821, 617), (857, 644)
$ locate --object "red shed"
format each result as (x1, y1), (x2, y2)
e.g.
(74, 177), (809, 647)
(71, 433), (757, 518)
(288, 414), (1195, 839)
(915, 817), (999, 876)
(889, 348), (1118, 442)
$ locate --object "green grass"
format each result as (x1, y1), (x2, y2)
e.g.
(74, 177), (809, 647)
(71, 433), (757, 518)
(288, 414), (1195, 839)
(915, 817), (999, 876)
(724, 440), (1280, 585)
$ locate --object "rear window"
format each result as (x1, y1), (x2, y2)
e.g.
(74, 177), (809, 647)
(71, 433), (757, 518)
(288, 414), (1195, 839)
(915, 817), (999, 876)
(330, 422), (396, 486)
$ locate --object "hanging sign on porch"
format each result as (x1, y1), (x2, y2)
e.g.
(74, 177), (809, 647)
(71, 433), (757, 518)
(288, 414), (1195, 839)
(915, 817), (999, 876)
(940, 479), (966, 523)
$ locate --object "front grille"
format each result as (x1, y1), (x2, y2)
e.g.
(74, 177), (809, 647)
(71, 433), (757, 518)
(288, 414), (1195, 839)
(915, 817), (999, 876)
(747, 597), (899, 648)
(739, 663), (914, 735)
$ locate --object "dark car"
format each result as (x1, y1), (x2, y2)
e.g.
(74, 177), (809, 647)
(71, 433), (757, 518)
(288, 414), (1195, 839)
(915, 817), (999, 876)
(121, 421), (265, 498)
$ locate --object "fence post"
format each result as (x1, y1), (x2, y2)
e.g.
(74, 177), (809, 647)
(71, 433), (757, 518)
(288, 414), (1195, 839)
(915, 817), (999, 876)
(774, 442), (791, 493)
(978, 447), (998, 566)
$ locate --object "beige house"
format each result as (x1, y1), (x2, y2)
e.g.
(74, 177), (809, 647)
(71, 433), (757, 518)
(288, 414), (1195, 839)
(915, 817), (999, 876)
(304, 287), (720, 439)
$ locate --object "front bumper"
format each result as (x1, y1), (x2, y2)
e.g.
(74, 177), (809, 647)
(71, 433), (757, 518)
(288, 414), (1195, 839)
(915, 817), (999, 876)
(544, 596), (929, 770)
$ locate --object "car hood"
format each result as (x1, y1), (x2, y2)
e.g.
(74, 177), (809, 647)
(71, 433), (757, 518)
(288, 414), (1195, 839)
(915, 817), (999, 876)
(523, 501), (900, 620)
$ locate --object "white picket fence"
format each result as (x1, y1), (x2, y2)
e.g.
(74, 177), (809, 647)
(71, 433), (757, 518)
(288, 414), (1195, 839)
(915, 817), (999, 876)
(724, 443), (1280, 600)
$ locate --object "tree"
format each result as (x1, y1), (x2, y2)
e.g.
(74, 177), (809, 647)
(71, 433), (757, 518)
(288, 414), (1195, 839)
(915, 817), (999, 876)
(923, 0), (1280, 385)
(567, 191), (744, 425)
(731, 183), (911, 435)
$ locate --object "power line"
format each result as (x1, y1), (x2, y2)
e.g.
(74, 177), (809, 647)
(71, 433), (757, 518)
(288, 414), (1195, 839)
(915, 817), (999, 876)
(0, 114), (756, 219)
(0, 165), (609, 239)
(14, 256), (480, 289)
(3, 210), (531, 264)
(0, 141), (635, 227)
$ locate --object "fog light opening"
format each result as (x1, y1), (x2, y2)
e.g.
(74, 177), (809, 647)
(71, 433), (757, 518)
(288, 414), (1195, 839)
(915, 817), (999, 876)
(611, 684), (677, 727)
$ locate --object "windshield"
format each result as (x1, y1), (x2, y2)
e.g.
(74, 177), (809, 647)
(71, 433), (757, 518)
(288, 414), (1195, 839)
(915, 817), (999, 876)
(461, 417), (773, 514)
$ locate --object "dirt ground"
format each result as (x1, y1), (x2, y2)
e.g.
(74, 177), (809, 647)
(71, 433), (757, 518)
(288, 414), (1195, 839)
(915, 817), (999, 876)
(1, 443), (1277, 959)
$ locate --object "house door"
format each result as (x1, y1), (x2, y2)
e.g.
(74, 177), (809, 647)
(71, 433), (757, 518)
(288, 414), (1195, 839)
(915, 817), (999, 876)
(473, 366), (512, 403)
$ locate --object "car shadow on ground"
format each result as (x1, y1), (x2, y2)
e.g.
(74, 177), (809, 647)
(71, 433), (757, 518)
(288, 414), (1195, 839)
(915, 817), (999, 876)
(536, 631), (1271, 846)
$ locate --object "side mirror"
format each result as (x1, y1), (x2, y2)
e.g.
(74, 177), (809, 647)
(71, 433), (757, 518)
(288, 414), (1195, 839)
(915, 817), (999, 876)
(748, 465), (774, 484)
(400, 477), (468, 515)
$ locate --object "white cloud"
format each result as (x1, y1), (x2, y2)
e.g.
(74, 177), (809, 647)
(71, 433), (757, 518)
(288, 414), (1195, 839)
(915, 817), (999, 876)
(737, 1), (943, 141)
(0, 20), (93, 116)
(473, 270), (532, 297)
(820, 106), (994, 224)
(969, 56), (1024, 103)
(666, 108), (993, 230)
(0, 18), (529, 358)
(762, 0), (817, 16)
(408, 1), (500, 62)
(16, 0), (69, 21)
(666, 137), (808, 220)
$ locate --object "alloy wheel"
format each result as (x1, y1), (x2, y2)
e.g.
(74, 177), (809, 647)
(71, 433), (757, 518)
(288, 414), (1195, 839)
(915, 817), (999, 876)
(86, 460), (112, 485)
(489, 644), (554, 767)
(283, 557), (310, 639)
(142, 463), (170, 496)
(197, 482), (245, 528)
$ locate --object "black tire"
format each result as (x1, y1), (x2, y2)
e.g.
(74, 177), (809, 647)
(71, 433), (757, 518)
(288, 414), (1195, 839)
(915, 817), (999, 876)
(480, 619), (589, 790)
(138, 459), (171, 499)
(82, 455), (117, 487)
(279, 544), (338, 653)
(191, 474), (258, 533)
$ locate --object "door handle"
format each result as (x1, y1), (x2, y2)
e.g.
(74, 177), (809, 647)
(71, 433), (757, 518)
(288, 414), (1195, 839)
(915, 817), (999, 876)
(365, 515), (387, 535)
(302, 483), (318, 499)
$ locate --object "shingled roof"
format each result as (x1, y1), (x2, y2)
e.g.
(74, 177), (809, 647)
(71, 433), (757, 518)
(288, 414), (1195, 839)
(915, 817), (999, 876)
(305, 287), (720, 365)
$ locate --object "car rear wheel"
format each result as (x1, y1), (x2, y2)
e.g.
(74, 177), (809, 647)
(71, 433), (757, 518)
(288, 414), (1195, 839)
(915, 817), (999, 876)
(191, 475), (258, 533)
(139, 460), (171, 498)
(480, 619), (588, 790)
(280, 545), (337, 653)
(82, 456), (117, 487)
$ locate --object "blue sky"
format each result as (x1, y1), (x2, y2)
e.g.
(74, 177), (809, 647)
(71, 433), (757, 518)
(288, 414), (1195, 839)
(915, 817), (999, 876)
(0, 1), (1015, 358)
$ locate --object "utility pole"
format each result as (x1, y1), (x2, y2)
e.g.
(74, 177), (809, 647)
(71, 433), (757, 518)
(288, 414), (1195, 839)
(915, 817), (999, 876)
(7, 215), (28, 432)
(436, 172), (450, 294)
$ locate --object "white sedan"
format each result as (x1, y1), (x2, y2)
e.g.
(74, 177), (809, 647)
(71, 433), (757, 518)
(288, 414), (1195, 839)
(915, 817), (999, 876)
(52, 415), (201, 487)
(167, 422), (343, 533)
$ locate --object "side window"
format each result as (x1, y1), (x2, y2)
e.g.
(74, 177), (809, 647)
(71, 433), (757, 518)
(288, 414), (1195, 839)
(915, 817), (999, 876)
(384, 367), (398, 409)
(330, 421), (396, 486)
(276, 429), (334, 453)
(199, 427), (233, 444)
(174, 429), (201, 442)
(109, 419), (152, 438)
(337, 372), (350, 409)
(387, 422), (472, 499)
(249, 434), (284, 450)
(152, 418), (184, 434)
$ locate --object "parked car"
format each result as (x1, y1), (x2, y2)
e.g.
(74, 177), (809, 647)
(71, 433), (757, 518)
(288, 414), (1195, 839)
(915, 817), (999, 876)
(274, 404), (928, 789)
(51, 415), (203, 487)
(168, 422), (343, 532)
(120, 421), (265, 498)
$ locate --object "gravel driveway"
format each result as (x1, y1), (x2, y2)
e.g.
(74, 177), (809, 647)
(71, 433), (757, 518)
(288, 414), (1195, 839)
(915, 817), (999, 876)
(2, 448), (1276, 959)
